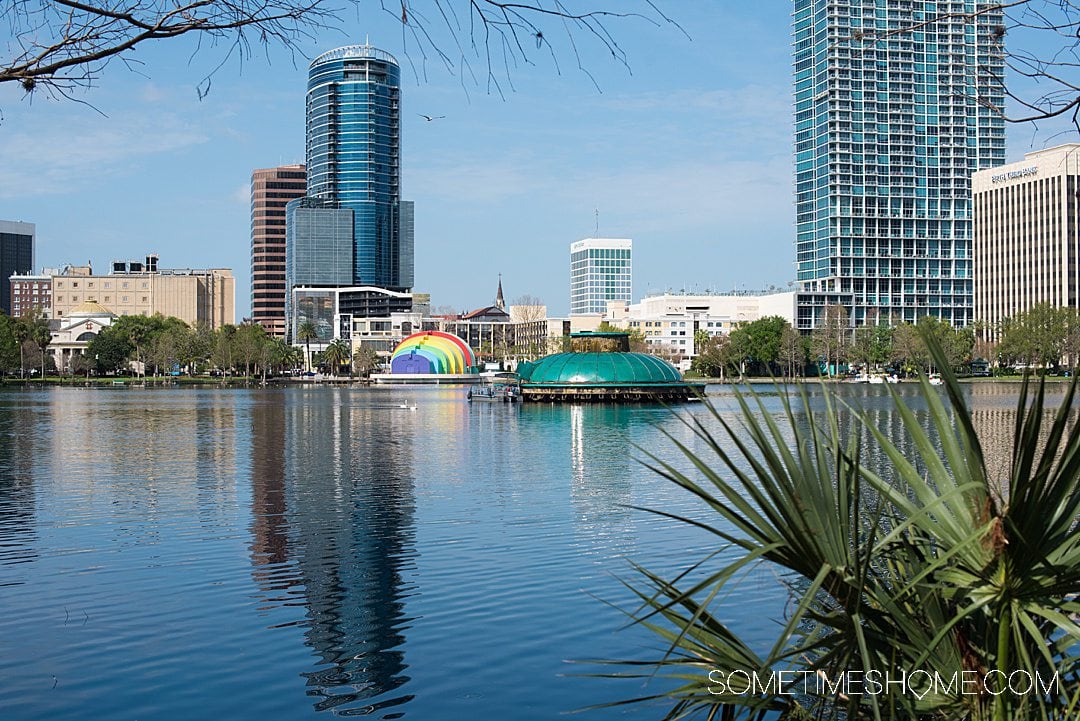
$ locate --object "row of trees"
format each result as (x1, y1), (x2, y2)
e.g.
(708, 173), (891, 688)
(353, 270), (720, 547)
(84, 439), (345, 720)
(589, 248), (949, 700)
(0, 312), (53, 378)
(994, 303), (1080, 368)
(689, 303), (1080, 379)
(0, 313), (386, 381)
(689, 308), (977, 379)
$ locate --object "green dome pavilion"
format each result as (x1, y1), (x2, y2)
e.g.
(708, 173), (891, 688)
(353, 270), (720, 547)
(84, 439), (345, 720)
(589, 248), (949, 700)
(516, 332), (703, 403)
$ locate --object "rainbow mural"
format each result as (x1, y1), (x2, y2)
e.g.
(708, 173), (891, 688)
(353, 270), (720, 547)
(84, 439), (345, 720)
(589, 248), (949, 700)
(390, 331), (476, 374)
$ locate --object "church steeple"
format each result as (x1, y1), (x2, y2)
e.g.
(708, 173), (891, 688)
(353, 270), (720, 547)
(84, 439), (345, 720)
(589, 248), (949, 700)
(495, 274), (505, 310)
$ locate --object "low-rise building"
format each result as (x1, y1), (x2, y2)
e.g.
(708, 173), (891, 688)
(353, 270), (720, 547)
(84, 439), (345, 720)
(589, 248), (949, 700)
(50, 255), (234, 329)
(9, 268), (56, 318)
(605, 290), (798, 370)
(49, 300), (118, 372)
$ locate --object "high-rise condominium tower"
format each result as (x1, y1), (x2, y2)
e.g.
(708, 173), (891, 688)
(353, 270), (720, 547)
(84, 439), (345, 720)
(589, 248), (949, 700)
(296, 44), (413, 292)
(793, 0), (1006, 329)
(251, 165), (306, 337)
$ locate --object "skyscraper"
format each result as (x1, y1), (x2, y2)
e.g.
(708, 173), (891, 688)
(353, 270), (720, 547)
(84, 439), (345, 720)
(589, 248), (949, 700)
(0, 220), (35, 317)
(793, 0), (1006, 330)
(569, 238), (632, 316)
(294, 44), (414, 292)
(251, 165), (306, 337)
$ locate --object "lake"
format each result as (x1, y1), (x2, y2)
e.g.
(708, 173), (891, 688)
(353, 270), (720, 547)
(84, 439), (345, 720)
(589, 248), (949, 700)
(0, 382), (1061, 719)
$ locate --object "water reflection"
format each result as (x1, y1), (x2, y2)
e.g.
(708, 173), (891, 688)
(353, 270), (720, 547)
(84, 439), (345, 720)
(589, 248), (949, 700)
(250, 389), (417, 717)
(0, 392), (39, 584)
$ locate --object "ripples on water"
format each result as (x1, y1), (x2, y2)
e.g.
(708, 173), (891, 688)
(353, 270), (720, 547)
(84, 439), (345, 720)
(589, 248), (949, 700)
(0, 383), (1062, 719)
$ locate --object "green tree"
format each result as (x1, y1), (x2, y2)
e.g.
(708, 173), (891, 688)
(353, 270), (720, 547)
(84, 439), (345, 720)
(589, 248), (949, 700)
(0, 315), (20, 376)
(111, 314), (164, 378)
(778, 323), (806, 379)
(212, 324), (237, 375)
(352, 344), (381, 378)
(233, 323), (268, 378)
(999, 303), (1070, 369)
(810, 304), (850, 376)
(322, 338), (351, 376)
(612, 333), (1080, 720)
(729, 316), (790, 376)
(11, 316), (30, 378)
(69, 352), (92, 378)
(87, 327), (133, 374)
(891, 321), (927, 374)
(296, 321), (319, 372)
(852, 320), (894, 371)
(691, 333), (733, 379)
(24, 311), (51, 379)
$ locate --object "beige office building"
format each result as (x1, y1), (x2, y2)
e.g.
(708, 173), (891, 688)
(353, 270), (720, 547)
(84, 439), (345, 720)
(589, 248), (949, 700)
(51, 255), (234, 329)
(974, 144), (1080, 340)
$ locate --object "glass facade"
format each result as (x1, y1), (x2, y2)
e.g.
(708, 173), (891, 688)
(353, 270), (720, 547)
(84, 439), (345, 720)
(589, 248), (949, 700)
(569, 238), (633, 315)
(305, 45), (410, 291)
(1, 222), (35, 317)
(285, 198), (355, 287)
(290, 289), (337, 342)
(793, 0), (1006, 329)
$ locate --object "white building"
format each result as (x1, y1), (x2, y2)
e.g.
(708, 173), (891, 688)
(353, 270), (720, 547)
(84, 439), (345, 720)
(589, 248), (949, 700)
(49, 299), (118, 372)
(605, 291), (797, 370)
(569, 238), (632, 316)
(973, 144), (1080, 340)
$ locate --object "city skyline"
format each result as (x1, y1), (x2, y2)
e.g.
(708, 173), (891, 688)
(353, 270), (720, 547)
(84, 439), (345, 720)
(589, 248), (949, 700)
(0, 5), (1071, 319)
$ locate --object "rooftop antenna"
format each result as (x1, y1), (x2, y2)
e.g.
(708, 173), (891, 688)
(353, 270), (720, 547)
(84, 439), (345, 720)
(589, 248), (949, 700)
(594, 208), (599, 237)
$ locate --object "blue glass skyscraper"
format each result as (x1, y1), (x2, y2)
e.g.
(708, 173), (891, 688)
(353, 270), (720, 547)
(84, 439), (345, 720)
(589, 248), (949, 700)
(290, 44), (413, 294)
(793, 0), (1006, 329)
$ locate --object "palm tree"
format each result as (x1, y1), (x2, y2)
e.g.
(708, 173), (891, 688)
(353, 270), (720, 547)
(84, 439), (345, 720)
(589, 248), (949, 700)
(609, 332), (1080, 720)
(322, 338), (350, 377)
(352, 345), (381, 378)
(11, 317), (29, 379)
(296, 321), (318, 372)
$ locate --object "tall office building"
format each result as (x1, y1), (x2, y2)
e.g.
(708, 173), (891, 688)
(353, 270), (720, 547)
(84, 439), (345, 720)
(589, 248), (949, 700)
(290, 44), (414, 292)
(569, 238), (632, 315)
(793, 0), (1006, 330)
(251, 165), (306, 337)
(0, 220), (35, 316)
(973, 144), (1080, 340)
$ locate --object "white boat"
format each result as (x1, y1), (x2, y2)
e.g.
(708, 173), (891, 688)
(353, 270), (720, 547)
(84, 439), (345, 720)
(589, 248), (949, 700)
(928, 373), (944, 386)
(868, 375), (885, 385)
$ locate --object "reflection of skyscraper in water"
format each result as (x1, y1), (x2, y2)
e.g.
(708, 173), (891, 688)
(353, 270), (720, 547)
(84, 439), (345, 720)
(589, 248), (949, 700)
(254, 389), (417, 716)
(0, 398), (39, 577)
(249, 394), (291, 579)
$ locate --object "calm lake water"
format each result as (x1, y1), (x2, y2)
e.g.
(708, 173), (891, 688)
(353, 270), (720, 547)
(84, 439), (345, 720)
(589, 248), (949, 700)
(0, 382), (1066, 720)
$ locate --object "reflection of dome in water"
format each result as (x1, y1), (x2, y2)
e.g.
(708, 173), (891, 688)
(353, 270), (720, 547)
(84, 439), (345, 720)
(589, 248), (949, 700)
(518, 353), (682, 385)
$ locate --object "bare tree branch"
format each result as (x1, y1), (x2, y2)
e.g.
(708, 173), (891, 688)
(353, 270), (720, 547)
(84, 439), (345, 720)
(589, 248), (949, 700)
(2, 1), (681, 102)
(834, 0), (1080, 131)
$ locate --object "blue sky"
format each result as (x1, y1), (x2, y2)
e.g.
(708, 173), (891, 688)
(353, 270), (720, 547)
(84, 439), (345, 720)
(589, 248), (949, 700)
(0, 3), (1072, 317)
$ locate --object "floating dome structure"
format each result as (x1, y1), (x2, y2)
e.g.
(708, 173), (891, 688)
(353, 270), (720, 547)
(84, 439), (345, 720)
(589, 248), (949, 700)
(390, 331), (475, 374)
(517, 332), (703, 403)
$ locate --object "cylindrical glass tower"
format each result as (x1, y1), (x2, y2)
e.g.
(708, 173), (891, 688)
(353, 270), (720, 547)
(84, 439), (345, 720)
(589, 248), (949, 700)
(306, 45), (405, 290)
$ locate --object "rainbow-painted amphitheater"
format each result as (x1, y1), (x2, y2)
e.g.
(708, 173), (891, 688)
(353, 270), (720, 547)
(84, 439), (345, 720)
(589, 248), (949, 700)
(389, 331), (476, 375)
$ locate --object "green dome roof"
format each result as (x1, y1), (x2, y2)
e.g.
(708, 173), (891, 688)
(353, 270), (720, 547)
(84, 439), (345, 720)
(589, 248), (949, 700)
(518, 352), (684, 386)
